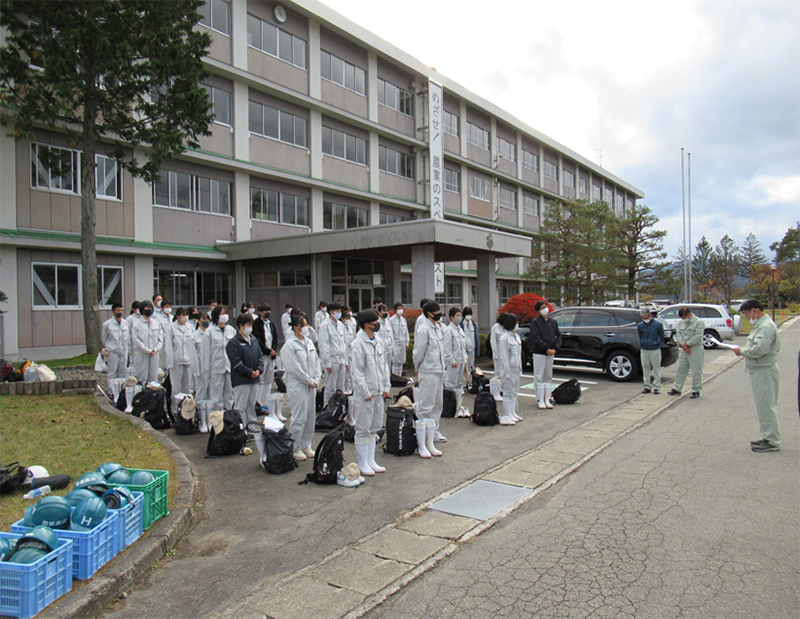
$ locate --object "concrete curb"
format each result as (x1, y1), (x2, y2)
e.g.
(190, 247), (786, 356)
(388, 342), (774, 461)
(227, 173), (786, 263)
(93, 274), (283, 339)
(41, 393), (200, 619)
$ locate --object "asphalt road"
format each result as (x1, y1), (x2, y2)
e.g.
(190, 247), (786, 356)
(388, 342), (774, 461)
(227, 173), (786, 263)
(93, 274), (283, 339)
(101, 337), (759, 618)
(364, 325), (800, 619)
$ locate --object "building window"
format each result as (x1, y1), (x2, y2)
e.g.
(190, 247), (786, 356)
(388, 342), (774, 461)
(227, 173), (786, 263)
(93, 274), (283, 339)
(153, 170), (230, 215)
(32, 263), (81, 309)
(443, 110), (459, 137)
(322, 126), (367, 165)
(247, 14), (307, 70)
(469, 175), (490, 202)
(444, 168), (460, 194)
(320, 50), (365, 95)
(280, 269), (311, 287)
(98, 266), (123, 308)
(499, 187), (516, 210)
(281, 193), (308, 227)
(580, 178), (587, 194)
(592, 184), (601, 201)
(379, 145), (414, 179)
(249, 101), (307, 148)
(96, 155), (122, 200)
(466, 122), (489, 150)
(522, 150), (539, 172)
(543, 160), (558, 181)
(498, 282), (517, 304)
(30, 143), (80, 194)
(323, 201), (369, 230)
(401, 281), (412, 305)
(155, 269), (232, 307)
(153, 170), (192, 210)
(604, 188), (614, 206)
(377, 78), (413, 116)
(446, 282), (462, 306)
(195, 177), (230, 215)
(497, 137), (516, 163)
(250, 188), (308, 226)
(563, 170), (575, 189)
(248, 271), (278, 288)
(379, 212), (410, 225)
(202, 84), (232, 126)
(198, 0), (230, 36)
(522, 195), (539, 216)
(627, 198), (633, 212)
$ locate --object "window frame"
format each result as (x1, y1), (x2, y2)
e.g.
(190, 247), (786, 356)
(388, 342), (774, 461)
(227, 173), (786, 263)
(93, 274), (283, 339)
(249, 101), (308, 149)
(543, 160), (558, 181)
(198, 0), (231, 36)
(320, 50), (366, 96)
(377, 78), (413, 116)
(378, 145), (414, 180)
(522, 149), (539, 172)
(95, 154), (123, 201)
(97, 265), (124, 309)
(563, 169), (575, 189)
(466, 122), (489, 150)
(30, 143), (81, 195)
(522, 195), (539, 217)
(498, 186), (517, 210)
(444, 168), (460, 194)
(246, 14), (307, 70)
(580, 178), (588, 194)
(497, 136), (516, 163)
(379, 212), (411, 225)
(468, 175), (490, 202)
(31, 262), (82, 310)
(321, 126), (368, 166)
(443, 110), (459, 137)
(202, 84), (232, 127)
(323, 201), (369, 231)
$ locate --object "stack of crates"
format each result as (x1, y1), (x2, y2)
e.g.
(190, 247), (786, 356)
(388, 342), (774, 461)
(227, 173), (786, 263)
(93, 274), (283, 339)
(108, 469), (169, 529)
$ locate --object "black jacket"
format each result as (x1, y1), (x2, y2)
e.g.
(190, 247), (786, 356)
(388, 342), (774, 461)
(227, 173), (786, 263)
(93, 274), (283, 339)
(226, 333), (263, 389)
(529, 316), (562, 355)
(252, 317), (278, 357)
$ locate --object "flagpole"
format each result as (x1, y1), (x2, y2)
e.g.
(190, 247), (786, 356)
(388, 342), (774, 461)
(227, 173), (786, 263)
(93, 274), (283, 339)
(687, 152), (692, 302)
(681, 148), (687, 302)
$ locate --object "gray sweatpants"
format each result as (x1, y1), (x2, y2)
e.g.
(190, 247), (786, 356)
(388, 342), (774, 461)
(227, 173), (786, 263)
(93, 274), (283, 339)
(353, 394), (384, 445)
(640, 349), (661, 390)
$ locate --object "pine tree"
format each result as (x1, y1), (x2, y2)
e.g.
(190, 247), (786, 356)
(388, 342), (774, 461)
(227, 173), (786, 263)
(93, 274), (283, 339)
(711, 235), (742, 305)
(740, 233), (767, 293)
(692, 236), (714, 300)
(609, 203), (667, 298)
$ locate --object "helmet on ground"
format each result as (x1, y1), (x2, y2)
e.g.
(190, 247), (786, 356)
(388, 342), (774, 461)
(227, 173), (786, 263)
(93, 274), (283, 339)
(97, 463), (126, 479)
(30, 496), (71, 529)
(23, 506), (36, 527)
(70, 497), (108, 531)
(74, 471), (108, 496)
(106, 469), (133, 485)
(24, 465), (49, 484)
(129, 470), (155, 486)
(65, 488), (99, 507)
(101, 488), (131, 510)
(0, 537), (13, 561)
(15, 525), (58, 553)
(8, 546), (48, 564)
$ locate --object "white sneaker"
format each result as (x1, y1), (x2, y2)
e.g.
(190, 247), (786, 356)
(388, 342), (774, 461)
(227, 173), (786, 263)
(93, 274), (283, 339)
(303, 447), (316, 458)
(433, 431), (448, 443)
(336, 471), (360, 488)
(499, 415), (517, 425)
(293, 450), (307, 462)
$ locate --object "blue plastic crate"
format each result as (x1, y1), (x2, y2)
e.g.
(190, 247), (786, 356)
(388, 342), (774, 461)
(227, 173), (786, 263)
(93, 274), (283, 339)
(0, 532), (73, 619)
(110, 491), (144, 550)
(11, 510), (119, 580)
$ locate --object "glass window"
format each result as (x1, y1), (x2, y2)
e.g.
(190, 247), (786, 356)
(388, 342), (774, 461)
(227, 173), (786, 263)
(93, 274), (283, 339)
(576, 311), (613, 327)
(321, 50), (365, 96)
(248, 100), (263, 134)
(203, 85), (231, 126)
(497, 137), (516, 163)
(96, 155), (121, 200)
(552, 309), (579, 328)
(466, 122), (489, 150)
(499, 187), (516, 210)
(262, 21), (278, 57)
(522, 195), (539, 216)
(263, 105), (279, 140)
(246, 14), (306, 69)
(443, 110), (459, 137)
(544, 160), (558, 181)
(198, 0), (230, 36)
(32, 263), (81, 308)
(580, 178), (588, 194)
(379, 145), (413, 179)
(98, 266), (123, 308)
(522, 150), (538, 172)
(30, 144), (80, 194)
(247, 14), (261, 48)
(563, 170), (575, 188)
(378, 78), (413, 116)
(323, 201), (368, 230)
(469, 175), (490, 201)
(444, 168), (460, 193)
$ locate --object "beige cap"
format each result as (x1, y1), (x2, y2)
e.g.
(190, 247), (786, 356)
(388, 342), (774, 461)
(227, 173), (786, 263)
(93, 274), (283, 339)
(209, 410), (225, 435)
(180, 396), (196, 420)
(395, 395), (413, 409)
(342, 462), (362, 481)
(124, 376), (139, 388)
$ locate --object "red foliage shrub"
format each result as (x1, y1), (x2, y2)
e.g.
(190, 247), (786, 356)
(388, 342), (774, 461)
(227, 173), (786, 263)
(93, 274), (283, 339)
(497, 293), (554, 324)
(393, 308), (422, 332)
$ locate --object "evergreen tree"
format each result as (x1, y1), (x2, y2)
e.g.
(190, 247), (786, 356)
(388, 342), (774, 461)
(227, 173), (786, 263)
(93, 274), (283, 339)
(740, 233), (767, 293)
(711, 234), (742, 305)
(0, 1), (213, 354)
(692, 236), (714, 300)
(609, 203), (667, 298)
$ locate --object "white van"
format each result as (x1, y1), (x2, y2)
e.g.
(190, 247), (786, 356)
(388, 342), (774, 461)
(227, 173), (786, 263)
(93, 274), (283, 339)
(657, 303), (742, 349)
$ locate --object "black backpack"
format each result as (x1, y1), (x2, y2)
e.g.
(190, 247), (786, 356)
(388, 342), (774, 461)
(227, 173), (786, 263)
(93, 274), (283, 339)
(260, 427), (298, 474)
(552, 378), (582, 404)
(0, 462), (29, 495)
(383, 406), (417, 456)
(299, 429), (344, 485)
(467, 370), (490, 395)
(393, 386), (414, 403)
(206, 409), (248, 456)
(472, 391), (499, 426)
(316, 388), (325, 412)
(442, 388), (457, 418)
(173, 396), (198, 435)
(132, 389), (171, 430)
(316, 390), (349, 431)
(390, 373), (410, 388)
(274, 370), (287, 393)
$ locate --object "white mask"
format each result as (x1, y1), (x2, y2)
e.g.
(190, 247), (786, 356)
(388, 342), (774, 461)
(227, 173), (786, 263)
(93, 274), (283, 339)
(396, 308), (404, 316)
(244, 326), (253, 336)
(164, 307), (172, 315)
(218, 313), (229, 324)
(248, 308), (255, 315)
(155, 300), (162, 308)
(643, 318), (651, 323)
(320, 307), (327, 314)
(179, 315), (188, 325)
(333, 311), (342, 320)
(539, 307), (549, 317)
(454, 316), (462, 325)
(301, 326), (309, 337)
(464, 316), (471, 322)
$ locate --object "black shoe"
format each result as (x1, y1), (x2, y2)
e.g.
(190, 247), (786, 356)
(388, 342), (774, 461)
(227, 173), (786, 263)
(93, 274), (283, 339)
(690, 392), (700, 399)
(667, 389), (681, 396)
(750, 438), (768, 446)
(653, 389), (660, 394)
(751, 441), (780, 452)
(642, 388), (651, 394)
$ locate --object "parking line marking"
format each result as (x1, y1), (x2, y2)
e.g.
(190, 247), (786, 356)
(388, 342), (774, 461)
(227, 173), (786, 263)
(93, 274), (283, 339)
(481, 370), (597, 385)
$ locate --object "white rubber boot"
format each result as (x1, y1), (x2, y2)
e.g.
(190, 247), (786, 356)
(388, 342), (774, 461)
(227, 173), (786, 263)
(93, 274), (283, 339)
(490, 377), (502, 402)
(499, 398), (517, 425)
(367, 437), (386, 473)
(544, 386), (554, 409)
(355, 443), (375, 476)
(416, 420), (431, 458)
(198, 404), (209, 433)
(272, 395), (287, 422)
(512, 397), (522, 421)
(425, 419), (442, 457)
(537, 386), (547, 410)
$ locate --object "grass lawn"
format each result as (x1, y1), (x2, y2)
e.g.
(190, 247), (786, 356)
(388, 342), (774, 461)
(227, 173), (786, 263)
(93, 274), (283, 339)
(0, 394), (176, 531)
(738, 310), (797, 335)
(37, 352), (96, 367)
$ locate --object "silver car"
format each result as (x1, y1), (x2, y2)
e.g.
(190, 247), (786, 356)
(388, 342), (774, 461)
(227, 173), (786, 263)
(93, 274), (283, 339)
(657, 303), (742, 349)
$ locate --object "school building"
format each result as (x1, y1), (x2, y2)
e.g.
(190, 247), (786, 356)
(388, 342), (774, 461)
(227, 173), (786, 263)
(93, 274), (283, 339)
(0, 0), (644, 361)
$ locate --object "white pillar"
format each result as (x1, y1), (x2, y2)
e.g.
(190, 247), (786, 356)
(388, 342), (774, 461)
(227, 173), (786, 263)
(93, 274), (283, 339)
(310, 187), (324, 233)
(411, 245), (436, 306)
(132, 148), (153, 243)
(231, 0), (248, 70)
(233, 171), (251, 242)
(233, 81), (249, 162)
(477, 253), (498, 334)
(310, 109), (323, 179)
(308, 19), (321, 100)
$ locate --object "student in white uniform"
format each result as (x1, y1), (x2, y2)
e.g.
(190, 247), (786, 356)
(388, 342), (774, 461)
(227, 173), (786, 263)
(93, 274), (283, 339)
(412, 300), (446, 458)
(166, 307), (197, 412)
(349, 309), (390, 476)
(314, 301), (328, 333)
(153, 300), (172, 381)
(491, 313), (508, 379)
(413, 298), (433, 336)
(443, 307), (468, 420)
(202, 305), (235, 411)
(192, 310), (210, 405)
(281, 312), (321, 462)
(460, 306), (479, 373)
(341, 306), (357, 393)
(124, 301), (141, 368)
(376, 304), (394, 379)
(102, 303), (129, 389)
(318, 301), (347, 405)
(281, 303), (294, 344)
(388, 302), (410, 377)
(131, 300), (163, 385)
(497, 313), (523, 424)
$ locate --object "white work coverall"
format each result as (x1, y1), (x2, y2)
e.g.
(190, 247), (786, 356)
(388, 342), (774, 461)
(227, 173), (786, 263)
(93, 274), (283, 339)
(318, 317), (348, 405)
(413, 318), (445, 425)
(202, 324), (235, 410)
(192, 325), (209, 400)
(389, 313), (409, 376)
(131, 317), (164, 385)
(314, 309), (327, 332)
(167, 321), (197, 408)
(153, 311), (172, 374)
(342, 317), (357, 391)
(462, 317), (478, 372)
(443, 321), (467, 412)
(349, 329), (390, 445)
(377, 316), (394, 378)
(497, 329), (522, 419)
(281, 333), (321, 452)
(125, 312), (140, 364)
(491, 322), (505, 377)
(281, 310), (292, 344)
(102, 316), (129, 388)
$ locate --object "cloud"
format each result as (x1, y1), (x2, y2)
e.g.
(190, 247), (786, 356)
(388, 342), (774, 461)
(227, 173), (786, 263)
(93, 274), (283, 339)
(484, 70), (511, 94)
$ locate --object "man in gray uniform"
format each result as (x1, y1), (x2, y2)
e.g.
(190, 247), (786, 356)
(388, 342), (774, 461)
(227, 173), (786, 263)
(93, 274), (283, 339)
(733, 299), (782, 452)
(667, 306), (704, 398)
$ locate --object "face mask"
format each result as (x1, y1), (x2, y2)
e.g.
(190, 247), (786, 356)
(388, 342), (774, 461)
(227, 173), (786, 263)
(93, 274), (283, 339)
(164, 307), (172, 315)
(539, 308), (549, 317)
(301, 326), (309, 337)
(218, 314), (229, 325)
(264, 312), (271, 320)
(244, 326), (253, 336)
(142, 308), (153, 317)
(320, 307), (327, 314)
(248, 308), (255, 315)
(333, 311), (342, 320)
(179, 316), (188, 325)
(396, 308), (404, 316)
(431, 312), (442, 322)
(134, 309), (140, 316)
(464, 316), (471, 322)
(643, 318), (651, 324)
(454, 316), (462, 325)
(115, 312), (124, 320)
(202, 320), (210, 329)
(155, 300), (162, 308)
(190, 312), (201, 320)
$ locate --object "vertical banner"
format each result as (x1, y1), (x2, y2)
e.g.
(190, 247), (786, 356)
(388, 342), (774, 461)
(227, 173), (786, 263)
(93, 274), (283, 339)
(434, 262), (445, 293)
(428, 80), (444, 220)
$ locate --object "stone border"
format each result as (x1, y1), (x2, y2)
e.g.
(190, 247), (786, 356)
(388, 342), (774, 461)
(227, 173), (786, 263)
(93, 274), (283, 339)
(41, 393), (200, 619)
(0, 379), (96, 396)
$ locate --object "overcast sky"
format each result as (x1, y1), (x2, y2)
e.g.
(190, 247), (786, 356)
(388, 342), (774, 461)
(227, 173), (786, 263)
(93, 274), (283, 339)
(321, 0), (800, 259)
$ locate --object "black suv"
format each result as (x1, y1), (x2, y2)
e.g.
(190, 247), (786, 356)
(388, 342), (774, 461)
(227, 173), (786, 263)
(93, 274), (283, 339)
(517, 307), (679, 382)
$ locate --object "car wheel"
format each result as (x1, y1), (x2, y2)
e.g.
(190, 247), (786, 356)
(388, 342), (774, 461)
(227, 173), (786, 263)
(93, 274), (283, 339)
(703, 330), (719, 349)
(604, 350), (637, 382)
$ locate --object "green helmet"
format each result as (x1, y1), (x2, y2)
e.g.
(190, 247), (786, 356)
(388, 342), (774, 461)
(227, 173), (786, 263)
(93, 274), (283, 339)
(9, 546), (48, 565)
(0, 537), (14, 561)
(97, 462), (126, 479)
(16, 525), (58, 553)
(74, 471), (108, 496)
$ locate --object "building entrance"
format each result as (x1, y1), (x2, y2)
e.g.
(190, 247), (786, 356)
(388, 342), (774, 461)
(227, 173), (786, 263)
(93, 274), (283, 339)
(331, 257), (387, 312)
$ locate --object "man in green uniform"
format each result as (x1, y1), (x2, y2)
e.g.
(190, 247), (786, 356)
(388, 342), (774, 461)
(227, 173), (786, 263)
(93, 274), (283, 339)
(733, 299), (781, 452)
(667, 306), (705, 398)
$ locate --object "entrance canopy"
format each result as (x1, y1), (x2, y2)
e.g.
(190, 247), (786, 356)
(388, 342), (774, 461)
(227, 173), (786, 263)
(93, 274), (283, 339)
(222, 219), (532, 262)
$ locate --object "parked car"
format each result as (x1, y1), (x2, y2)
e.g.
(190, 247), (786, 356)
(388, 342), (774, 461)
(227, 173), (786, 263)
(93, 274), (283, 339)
(517, 307), (679, 382)
(730, 299), (747, 313)
(657, 303), (741, 348)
